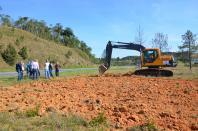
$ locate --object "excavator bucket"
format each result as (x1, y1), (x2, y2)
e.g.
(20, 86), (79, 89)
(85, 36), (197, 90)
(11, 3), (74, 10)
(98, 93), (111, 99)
(98, 64), (108, 75)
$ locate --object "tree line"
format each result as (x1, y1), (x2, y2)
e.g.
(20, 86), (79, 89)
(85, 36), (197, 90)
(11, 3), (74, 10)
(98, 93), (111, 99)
(0, 14), (96, 62)
(135, 26), (198, 69)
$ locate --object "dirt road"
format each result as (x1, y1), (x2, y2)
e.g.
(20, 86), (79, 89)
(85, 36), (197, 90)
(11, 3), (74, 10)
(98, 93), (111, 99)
(0, 74), (197, 130)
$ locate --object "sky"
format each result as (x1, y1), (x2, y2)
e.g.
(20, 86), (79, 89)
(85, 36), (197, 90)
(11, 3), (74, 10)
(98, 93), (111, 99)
(0, 0), (198, 58)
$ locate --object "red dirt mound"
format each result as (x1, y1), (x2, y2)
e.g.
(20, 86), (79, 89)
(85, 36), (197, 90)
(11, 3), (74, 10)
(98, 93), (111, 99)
(0, 75), (197, 130)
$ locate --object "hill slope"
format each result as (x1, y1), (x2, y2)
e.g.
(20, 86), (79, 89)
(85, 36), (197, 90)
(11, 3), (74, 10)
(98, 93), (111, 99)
(0, 26), (92, 68)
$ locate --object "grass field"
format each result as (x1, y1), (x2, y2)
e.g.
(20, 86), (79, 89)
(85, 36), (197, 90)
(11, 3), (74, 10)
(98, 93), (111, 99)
(171, 62), (198, 79)
(0, 66), (134, 87)
(0, 63), (198, 87)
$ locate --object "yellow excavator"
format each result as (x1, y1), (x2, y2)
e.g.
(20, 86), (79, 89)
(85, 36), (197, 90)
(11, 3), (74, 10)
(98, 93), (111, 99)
(99, 41), (176, 77)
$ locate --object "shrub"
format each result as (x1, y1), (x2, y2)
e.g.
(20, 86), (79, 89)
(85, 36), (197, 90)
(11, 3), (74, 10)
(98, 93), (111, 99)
(19, 36), (24, 41)
(11, 27), (15, 32)
(18, 46), (28, 60)
(89, 113), (108, 127)
(15, 38), (21, 46)
(128, 121), (158, 131)
(0, 45), (3, 53)
(65, 50), (72, 58)
(1, 44), (17, 66)
(15, 36), (24, 46)
(25, 105), (40, 117)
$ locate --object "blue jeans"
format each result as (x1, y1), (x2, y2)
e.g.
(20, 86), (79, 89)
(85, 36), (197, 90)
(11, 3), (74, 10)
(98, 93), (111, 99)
(49, 70), (53, 77)
(45, 69), (50, 79)
(17, 71), (22, 81)
(55, 69), (59, 76)
(33, 69), (39, 80)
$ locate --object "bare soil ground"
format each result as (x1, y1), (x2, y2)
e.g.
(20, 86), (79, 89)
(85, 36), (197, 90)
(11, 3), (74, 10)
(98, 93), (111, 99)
(0, 74), (197, 130)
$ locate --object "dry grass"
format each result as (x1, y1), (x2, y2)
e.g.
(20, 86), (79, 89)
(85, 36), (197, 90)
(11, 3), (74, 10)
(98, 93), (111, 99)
(172, 62), (198, 79)
(0, 26), (92, 68)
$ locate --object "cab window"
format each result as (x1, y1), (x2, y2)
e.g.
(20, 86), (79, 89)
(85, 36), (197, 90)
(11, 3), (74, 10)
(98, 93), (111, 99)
(143, 50), (158, 63)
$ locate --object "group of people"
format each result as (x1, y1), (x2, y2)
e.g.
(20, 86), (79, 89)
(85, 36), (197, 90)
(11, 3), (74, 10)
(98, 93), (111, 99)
(16, 60), (61, 81)
(44, 60), (61, 79)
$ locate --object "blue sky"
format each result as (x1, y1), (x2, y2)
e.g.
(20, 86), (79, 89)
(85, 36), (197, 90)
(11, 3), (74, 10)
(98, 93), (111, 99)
(0, 0), (198, 57)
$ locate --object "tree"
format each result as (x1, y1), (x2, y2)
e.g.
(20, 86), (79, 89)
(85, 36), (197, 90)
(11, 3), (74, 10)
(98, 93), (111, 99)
(52, 23), (63, 42)
(61, 27), (75, 46)
(181, 30), (197, 70)
(15, 17), (29, 29)
(135, 25), (145, 46)
(1, 44), (17, 65)
(152, 33), (168, 52)
(0, 14), (12, 26)
(61, 27), (74, 38)
(18, 46), (28, 60)
(135, 25), (145, 67)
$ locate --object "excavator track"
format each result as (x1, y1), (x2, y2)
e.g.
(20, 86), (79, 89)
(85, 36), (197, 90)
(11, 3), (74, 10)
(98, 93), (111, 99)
(134, 68), (173, 77)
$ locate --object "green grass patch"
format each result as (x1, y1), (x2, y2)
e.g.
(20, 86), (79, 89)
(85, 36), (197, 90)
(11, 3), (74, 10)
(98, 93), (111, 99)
(0, 76), (33, 87)
(25, 105), (40, 117)
(0, 111), (109, 131)
(89, 113), (108, 128)
(127, 121), (159, 131)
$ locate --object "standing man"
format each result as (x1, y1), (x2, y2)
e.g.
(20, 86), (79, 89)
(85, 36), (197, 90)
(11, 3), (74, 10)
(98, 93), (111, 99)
(26, 61), (31, 78)
(45, 60), (50, 79)
(49, 61), (53, 78)
(32, 59), (40, 80)
(16, 61), (22, 81)
(55, 62), (61, 77)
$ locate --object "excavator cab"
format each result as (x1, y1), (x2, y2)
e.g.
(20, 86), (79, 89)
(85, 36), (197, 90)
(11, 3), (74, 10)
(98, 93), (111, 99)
(143, 49), (158, 64)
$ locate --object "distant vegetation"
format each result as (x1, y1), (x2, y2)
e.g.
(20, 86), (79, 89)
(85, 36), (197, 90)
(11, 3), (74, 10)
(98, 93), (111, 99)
(0, 26), (93, 68)
(0, 12), (98, 68)
(0, 14), (96, 63)
(110, 56), (140, 66)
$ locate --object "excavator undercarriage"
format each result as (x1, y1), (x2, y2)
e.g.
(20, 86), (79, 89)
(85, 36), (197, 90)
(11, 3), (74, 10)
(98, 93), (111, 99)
(134, 68), (173, 77)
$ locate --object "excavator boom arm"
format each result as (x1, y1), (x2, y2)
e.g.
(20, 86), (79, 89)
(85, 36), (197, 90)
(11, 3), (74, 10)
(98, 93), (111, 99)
(103, 41), (145, 69)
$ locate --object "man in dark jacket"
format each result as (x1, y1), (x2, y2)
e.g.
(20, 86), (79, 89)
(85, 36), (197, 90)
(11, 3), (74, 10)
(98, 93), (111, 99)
(49, 62), (53, 77)
(55, 62), (61, 77)
(16, 62), (22, 81)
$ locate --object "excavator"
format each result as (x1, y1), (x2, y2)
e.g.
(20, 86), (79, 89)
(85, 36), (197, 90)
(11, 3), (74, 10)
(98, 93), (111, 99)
(99, 41), (175, 77)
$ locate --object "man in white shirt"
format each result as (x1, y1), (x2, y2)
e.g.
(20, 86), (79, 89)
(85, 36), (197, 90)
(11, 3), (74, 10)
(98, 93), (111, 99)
(32, 59), (40, 80)
(45, 60), (50, 79)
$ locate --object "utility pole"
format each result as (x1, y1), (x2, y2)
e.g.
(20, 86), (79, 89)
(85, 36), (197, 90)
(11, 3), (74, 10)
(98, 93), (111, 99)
(135, 25), (144, 69)
(188, 35), (192, 70)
